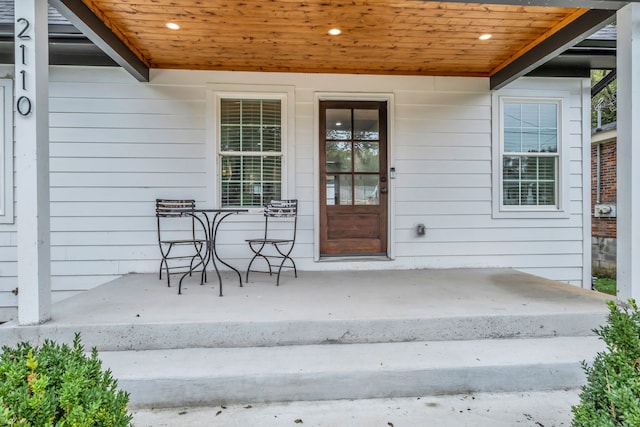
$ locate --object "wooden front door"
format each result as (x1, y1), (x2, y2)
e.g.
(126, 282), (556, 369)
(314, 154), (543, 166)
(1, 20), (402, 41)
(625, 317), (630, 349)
(320, 100), (388, 256)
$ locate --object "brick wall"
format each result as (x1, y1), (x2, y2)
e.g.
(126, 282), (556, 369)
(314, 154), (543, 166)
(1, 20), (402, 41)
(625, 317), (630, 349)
(591, 139), (617, 239)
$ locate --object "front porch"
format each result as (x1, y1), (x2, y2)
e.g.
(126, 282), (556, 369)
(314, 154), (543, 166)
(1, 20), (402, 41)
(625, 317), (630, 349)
(0, 268), (614, 408)
(0, 268), (612, 350)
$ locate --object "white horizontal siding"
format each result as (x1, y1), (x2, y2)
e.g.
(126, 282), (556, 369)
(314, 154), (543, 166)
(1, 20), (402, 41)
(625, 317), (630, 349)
(0, 67), (16, 316)
(44, 67), (211, 311)
(0, 67), (589, 320)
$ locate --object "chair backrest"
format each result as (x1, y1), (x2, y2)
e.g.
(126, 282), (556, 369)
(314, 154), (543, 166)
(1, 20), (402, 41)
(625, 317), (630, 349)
(156, 199), (198, 242)
(156, 199), (196, 217)
(264, 199), (297, 218)
(263, 199), (298, 241)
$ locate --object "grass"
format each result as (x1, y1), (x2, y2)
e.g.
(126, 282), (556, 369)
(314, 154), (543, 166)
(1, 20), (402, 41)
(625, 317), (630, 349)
(594, 278), (616, 296)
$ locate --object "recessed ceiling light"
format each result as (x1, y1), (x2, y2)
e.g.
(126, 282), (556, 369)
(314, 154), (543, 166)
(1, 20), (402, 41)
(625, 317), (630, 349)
(328, 28), (341, 36)
(479, 34), (492, 40)
(166, 22), (181, 30)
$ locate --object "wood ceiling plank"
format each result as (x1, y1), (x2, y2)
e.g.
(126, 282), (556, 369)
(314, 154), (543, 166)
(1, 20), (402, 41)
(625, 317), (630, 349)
(82, 0), (593, 77)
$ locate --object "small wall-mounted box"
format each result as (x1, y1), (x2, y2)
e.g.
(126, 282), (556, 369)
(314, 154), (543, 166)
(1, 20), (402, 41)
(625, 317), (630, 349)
(594, 204), (617, 218)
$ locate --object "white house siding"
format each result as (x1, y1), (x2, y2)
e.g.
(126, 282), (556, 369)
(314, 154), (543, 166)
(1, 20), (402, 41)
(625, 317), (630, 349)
(0, 66), (588, 320)
(0, 67), (16, 319)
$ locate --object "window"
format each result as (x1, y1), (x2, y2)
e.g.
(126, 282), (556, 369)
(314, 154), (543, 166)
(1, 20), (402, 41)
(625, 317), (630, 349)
(493, 95), (567, 217)
(219, 98), (282, 207)
(502, 101), (559, 207)
(209, 85), (293, 209)
(0, 79), (13, 224)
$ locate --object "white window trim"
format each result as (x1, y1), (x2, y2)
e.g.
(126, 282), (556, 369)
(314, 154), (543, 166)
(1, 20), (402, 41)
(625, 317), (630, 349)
(0, 79), (13, 224)
(491, 91), (570, 219)
(206, 84), (295, 210)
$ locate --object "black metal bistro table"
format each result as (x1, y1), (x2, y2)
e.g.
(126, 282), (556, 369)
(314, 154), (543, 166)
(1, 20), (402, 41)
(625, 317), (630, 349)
(174, 208), (247, 296)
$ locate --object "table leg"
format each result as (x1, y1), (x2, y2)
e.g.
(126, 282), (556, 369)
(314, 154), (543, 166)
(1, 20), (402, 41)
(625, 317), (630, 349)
(212, 212), (244, 296)
(178, 212), (210, 295)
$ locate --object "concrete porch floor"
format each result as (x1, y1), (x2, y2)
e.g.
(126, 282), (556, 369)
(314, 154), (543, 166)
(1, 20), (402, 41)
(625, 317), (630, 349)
(44, 267), (612, 326)
(1, 267), (614, 352)
(0, 268), (615, 424)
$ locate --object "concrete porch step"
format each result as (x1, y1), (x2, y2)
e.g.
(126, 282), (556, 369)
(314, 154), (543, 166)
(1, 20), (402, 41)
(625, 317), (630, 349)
(99, 336), (603, 408)
(0, 311), (607, 352)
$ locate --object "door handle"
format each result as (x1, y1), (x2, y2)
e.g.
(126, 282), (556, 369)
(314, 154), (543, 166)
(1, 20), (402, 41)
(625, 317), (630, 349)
(380, 187), (387, 194)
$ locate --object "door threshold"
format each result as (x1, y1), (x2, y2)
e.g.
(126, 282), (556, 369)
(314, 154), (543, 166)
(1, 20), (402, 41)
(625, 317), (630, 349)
(319, 254), (391, 262)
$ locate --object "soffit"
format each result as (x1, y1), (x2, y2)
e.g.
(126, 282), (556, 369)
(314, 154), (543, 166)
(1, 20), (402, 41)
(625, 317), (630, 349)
(80, 0), (592, 77)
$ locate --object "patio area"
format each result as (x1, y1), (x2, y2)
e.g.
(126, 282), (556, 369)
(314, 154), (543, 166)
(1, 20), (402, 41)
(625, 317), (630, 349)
(1, 267), (613, 351)
(0, 268), (615, 408)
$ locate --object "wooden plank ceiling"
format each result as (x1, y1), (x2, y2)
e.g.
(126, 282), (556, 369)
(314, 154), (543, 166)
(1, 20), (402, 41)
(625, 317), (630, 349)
(80, 0), (589, 77)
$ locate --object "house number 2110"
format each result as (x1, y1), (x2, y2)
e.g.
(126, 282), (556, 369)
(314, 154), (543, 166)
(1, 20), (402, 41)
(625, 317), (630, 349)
(15, 17), (32, 117)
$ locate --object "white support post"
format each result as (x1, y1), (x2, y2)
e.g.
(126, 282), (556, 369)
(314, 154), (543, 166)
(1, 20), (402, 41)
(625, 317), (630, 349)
(14, 0), (51, 324)
(616, 4), (640, 301)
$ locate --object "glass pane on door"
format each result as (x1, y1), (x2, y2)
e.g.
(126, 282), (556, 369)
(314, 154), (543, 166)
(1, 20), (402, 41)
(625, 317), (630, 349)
(354, 109), (379, 140)
(354, 142), (379, 172)
(338, 175), (353, 205)
(326, 109), (352, 140)
(326, 141), (352, 173)
(355, 174), (379, 205)
(326, 175), (353, 205)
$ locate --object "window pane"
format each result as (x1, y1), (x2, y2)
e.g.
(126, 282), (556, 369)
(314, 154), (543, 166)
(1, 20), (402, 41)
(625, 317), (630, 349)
(220, 100), (241, 125)
(502, 101), (559, 208)
(219, 97), (283, 207)
(540, 128), (557, 153)
(326, 175), (336, 205)
(503, 103), (521, 128)
(504, 130), (521, 152)
(221, 155), (281, 207)
(241, 100), (262, 125)
(354, 142), (379, 172)
(338, 175), (353, 205)
(521, 130), (539, 153)
(262, 100), (281, 126)
(539, 103), (557, 128)
(504, 102), (558, 154)
(354, 109), (379, 140)
(221, 126), (241, 151)
(326, 109), (352, 140)
(220, 98), (282, 153)
(262, 126), (281, 152)
(326, 141), (352, 172)
(326, 174), (353, 205)
(355, 174), (379, 205)
(538, 157), (556, 180)
(521, 104), (539, 128)
(242, 126), (262, 151)
(503, 155), (556, 206)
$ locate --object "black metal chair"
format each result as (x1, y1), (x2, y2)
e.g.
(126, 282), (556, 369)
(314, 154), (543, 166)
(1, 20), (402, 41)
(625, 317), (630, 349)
(156, 199), (206, 287)
(246, 199), (298, 286)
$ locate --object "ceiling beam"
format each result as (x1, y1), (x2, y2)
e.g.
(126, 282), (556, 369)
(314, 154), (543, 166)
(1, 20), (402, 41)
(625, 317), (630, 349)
(48, 0), (149, 82)
(422, 0), (630, 10)
(490, 9), (616, 90)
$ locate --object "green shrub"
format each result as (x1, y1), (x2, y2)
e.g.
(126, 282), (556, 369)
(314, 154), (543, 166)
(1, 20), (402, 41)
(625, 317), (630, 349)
(572, 299), (640, 427)
(0, 333), (132, 426)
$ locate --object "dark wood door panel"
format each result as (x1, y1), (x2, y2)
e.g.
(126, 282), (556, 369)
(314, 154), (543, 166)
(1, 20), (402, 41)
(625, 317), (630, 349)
(327, 213), (381, 240)
(319, 100), (388, 256)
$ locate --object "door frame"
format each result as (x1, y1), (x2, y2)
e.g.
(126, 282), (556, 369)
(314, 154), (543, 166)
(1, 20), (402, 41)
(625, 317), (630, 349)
(313, 92), (396, 262)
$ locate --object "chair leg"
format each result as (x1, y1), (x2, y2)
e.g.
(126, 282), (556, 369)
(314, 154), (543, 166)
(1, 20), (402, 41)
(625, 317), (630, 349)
(164, 243), (175, 287)
(274, 242), (297, 286)
(159, 257), (171, 287)
(246, 241), (271, 282)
